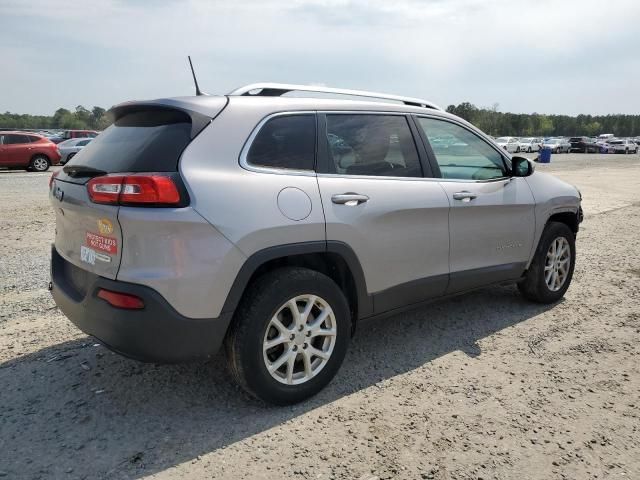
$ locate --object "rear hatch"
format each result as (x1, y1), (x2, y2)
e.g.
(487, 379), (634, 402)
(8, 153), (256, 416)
(50, 100), (225, 279)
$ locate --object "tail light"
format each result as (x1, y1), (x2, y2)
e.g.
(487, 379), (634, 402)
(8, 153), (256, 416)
(49, 170), (60, 189)
(97, 288), (144, 309)
(87, 174), (183, 206)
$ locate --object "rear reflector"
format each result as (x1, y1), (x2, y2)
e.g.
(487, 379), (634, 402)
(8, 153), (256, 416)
(87, 174), (181, 206)
(97, 288), (145, 309)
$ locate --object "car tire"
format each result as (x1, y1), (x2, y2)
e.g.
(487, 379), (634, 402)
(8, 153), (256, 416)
(518, 222), (576, 304)
(67, 152), (76, 162)
(527, 147), (532, 153)
(29, 155), (50, 172)
(225, 267), (351, 405)
(516, 147), (520, 153)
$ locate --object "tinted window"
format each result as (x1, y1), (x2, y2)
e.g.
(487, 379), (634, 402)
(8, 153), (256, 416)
(325, 114), (421, 177)
(417, 117), (507, 180)
(247, 115), (316, 170)
(4, 134), (32, 144)
(76, 139), (90, 146)
(65, 109), (192, 172)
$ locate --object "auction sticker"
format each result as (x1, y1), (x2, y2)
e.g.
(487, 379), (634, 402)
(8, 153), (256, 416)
(85, 231), (117, 254)
(80, 245), (96, 265)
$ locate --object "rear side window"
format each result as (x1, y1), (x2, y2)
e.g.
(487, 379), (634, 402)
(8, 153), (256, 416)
(325, 114), (421, 177)
(77, 139), (90, 146)
(4, 134), (32, 144)
(66, 109), (192, 172)
(247, 115), (316, 170)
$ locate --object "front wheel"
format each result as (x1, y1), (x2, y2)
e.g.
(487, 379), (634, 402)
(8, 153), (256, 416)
(225, 267), (351, 405)
(518, 222), (576, 303)
(30, 155), (50, 172)
(527, 147), (532, 153)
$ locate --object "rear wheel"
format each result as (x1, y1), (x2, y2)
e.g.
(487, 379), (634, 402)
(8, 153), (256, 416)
(225, 267), (351, 405)
(30, 155), (50, 172)
(518, 222), (575, 303)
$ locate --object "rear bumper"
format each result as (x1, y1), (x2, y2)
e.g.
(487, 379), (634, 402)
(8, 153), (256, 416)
(50, 245), (233, 363)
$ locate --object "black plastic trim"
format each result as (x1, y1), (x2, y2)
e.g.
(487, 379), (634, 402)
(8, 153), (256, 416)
(372, 273), (448, 313)
(447, 262), (526, 293)
(50, 245), (231, 363)
(220, 241), (373, 318)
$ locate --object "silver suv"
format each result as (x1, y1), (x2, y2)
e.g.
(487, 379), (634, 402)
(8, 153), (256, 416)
(49, 84), (582, 404)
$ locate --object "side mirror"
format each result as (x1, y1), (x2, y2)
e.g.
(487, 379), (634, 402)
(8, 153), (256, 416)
(511, 156), (534, 177)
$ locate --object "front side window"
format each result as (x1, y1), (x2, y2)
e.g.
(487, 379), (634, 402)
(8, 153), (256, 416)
(325, 114), (421, 177)
(247, 115), (316, 170)
(417, 117), (507, 181)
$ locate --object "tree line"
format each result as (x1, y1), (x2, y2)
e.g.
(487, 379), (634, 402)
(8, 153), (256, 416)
(446, 102), (640, 137)
(0, 106), (111, 131)
(2, 102), (639, 137)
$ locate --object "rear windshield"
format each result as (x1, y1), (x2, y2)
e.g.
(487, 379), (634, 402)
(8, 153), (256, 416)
(66, 109), (192, 172)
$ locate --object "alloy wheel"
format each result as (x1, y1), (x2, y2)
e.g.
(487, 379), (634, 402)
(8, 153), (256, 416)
(262, 295), (337, 385)
(32, 157), (48, 171)
(544, 237), (571, 291)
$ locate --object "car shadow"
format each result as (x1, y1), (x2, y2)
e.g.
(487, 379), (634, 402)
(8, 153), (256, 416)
(0, 284), (555, 479)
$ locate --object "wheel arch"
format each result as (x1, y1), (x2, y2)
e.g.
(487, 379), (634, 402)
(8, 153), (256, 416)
(221, 241), (372, 332)
(547, 210), (580, 235)
(31, 152), (51, 162)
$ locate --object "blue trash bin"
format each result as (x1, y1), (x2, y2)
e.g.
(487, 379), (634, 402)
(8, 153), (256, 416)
(539, 147), (551, 163)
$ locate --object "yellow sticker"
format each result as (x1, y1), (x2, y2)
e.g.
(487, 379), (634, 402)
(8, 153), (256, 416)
(97, 218), (114, 235)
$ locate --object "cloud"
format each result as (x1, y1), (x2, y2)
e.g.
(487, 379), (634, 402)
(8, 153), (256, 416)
(0, 0), (639, 115)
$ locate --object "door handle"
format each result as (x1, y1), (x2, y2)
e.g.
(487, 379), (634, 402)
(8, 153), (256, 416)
(331, 193), (369, 206)
(452, 191), (477, 201)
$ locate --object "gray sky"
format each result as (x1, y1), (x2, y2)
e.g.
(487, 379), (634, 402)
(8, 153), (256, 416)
(1, 0), (639, 116)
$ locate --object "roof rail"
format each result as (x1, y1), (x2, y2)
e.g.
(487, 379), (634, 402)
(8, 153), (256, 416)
(227, 83), (442, 110)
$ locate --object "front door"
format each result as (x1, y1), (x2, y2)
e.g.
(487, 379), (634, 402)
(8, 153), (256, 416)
(415, 116), (536, 293)
(316, 113), (451, 315)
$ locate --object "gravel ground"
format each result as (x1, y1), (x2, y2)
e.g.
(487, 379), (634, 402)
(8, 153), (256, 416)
(1, 153), (639, 480)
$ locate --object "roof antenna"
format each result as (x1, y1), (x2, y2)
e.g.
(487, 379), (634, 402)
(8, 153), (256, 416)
(188, 56), (207, 96)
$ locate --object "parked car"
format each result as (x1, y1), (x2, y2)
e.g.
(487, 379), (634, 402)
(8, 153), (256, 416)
(58, 138), (92, 164)
(543, 138), (571, 154)
(569, 137), (598, 153)
(518, 137), (542, 153)
(0, 132), (61, 171)
(495, 136), (520, 153)
(60, 129), (99, 141)
(606, 139), (638, 154)
(49, 83), (582, 405)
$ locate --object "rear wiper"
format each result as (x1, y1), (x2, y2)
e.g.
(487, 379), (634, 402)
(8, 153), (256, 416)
(63, 165), (107, 178)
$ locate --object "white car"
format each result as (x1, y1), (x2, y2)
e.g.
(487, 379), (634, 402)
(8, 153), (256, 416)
(606, 139), (638, 154)
(495, 136), (520, 153)
(518, 137), (542, 153)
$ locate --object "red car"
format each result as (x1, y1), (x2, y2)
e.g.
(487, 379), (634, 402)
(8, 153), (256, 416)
(0, 131), (62, 172)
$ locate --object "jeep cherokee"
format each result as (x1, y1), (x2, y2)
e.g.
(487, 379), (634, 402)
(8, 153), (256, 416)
(50, 84), (582, 405)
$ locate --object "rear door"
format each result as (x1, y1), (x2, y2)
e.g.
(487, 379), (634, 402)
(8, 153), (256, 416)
(3, 134), (32, 166)
(415, 116), (536, 293)
(316, 113), (450, 314)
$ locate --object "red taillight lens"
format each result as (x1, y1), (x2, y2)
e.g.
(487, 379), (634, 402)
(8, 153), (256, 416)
(87, 174), (182, 206)
(97, 288), (145, 309)
(49, 170), (60, 189)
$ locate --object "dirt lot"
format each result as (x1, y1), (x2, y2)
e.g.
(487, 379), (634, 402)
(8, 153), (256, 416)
(1, 153), (639, 480)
